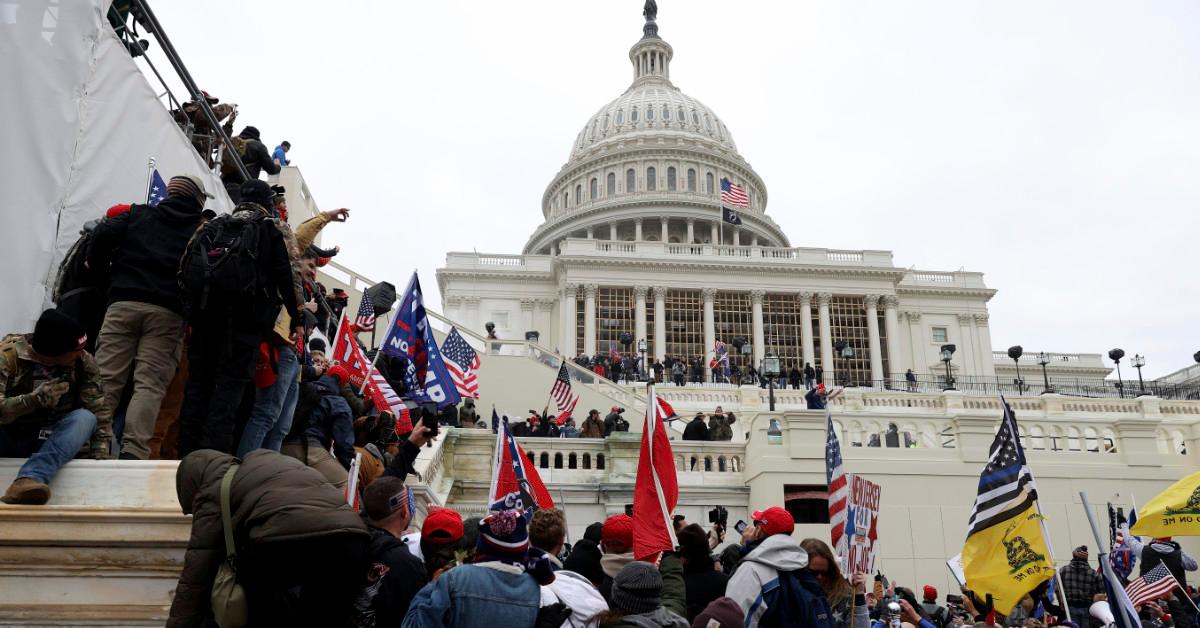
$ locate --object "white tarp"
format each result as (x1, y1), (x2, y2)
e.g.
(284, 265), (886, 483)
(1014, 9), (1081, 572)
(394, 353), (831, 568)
(0, 0), (232, 334)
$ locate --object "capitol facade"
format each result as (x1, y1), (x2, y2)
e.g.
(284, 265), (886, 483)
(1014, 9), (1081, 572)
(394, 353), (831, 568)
(438, 9), (1002, 387)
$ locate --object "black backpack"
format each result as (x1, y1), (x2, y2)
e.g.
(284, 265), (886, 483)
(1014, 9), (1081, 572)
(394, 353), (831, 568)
(179, 213), (265, 313)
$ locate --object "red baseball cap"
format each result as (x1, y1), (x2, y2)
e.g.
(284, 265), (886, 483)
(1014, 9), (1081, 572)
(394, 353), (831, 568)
(751, 506), (795, 537)
(422, 506), (464, 544)
(602, 514), (634, 549)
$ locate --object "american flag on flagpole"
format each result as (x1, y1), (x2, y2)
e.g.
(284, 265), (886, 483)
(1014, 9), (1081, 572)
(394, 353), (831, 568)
(353, 295), (376, 332)
(720, 178), (750, 209)
(441, 327), (481, 399)
(550, 362), (579, 419)
(1126, 563), (1181, 608)
(826, 411), (850, 560)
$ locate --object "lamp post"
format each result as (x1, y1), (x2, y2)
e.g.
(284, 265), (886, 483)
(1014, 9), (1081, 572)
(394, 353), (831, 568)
(637, 338), (648, 382)
(1008, 345), (1024, 395)
(1108, 348), (1125, 398)
(1036, 352), (1053, 394)
(763, 352), (780, 412)
(1132, 354), (1146, 396)
(940, 344), (957, 391)
(834, 340), (855, 387)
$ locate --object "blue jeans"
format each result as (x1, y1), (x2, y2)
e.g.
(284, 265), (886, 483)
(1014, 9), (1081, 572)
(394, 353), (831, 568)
(236, 346), (300, 458)
(0, 409), (97, 484)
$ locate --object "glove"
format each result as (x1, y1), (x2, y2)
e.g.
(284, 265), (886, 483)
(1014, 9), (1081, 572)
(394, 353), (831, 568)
(534, 603), (572, 628)
(32, 380), (71, 408)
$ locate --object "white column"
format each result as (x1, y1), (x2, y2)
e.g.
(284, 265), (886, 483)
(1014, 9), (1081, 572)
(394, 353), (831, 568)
(560, 285), (577, 355)
(733, 227), (741, 246)
(957, 314), (974, 376)
(586, 226), (594, 239)
(883, 296), (901, 378)
(905, 311), (928, 374)
(974, 313), (996, 377)
(702, 287), (716, 381)
(653, 287), (667, 361)
(710, 222), (719, 244)
(634, 218), (643, 242)
(634, 286), (648, 354)
(686, 218), (695, 244)
(817, 292), (833, 385)
(799, 292), (816, 370)
(660, 218), (669, 242)
(865, 295), (884, 384)
(751, 234), (759, 246)
(609, 222), (618, 240)
(520, 298), (535, 334)
(583, 284), (597, 356)
(751, 290), (765, 371)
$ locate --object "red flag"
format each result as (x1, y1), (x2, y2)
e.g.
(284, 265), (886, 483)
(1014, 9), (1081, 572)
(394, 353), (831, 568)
(489, 417), (554, 514)
(633, 384), (679, 560)
(331, 313), (371, 389)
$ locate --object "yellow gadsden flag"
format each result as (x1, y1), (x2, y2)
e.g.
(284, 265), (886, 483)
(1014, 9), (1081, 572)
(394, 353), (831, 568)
(962, 505), (1055, 615)
(1131, 470), (1200, 538)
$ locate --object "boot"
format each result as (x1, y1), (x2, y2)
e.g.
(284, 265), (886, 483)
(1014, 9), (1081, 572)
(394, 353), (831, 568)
(1, 477), (51, 505)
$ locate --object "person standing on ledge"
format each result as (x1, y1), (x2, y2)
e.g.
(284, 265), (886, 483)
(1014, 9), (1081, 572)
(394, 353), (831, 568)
(0, 309), (112, 505)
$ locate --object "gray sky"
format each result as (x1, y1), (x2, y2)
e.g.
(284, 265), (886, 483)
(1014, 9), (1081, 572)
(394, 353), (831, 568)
(151, 1), (1200, 378)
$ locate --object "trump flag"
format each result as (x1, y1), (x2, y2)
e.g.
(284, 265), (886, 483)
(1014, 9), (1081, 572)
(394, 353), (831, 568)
(379, 272), (461, 409)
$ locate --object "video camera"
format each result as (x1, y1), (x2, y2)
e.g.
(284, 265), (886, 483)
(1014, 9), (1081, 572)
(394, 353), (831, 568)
(708, 505), (729, 530)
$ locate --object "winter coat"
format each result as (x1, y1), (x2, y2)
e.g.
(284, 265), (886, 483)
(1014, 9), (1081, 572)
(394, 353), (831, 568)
(364, 525), (429, 627)
(708, 415), (734, 442)
(403, 561), (542, 628)
(682, 417), (710, 441)
(726, 534), (811, 628)
(683, 555), (728, 620)
(236, 135), (280, 182)
(614, 607), (689, 628)
(805, 388), (827, 410)
(293, 374), (356, 468)
(563, 538), (605, 586)
(87, 196), (204, 313)
(581, 416), (606, 439)
(612, 554), (689, 627)
(168, 449), (367, 627)
(541, 568), (609, 627)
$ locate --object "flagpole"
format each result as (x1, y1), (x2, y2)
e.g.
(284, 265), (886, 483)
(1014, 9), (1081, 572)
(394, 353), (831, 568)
(487, 408), (504, 509)
(1034, 500), (1072, 623)
(144, 157), (156, 203)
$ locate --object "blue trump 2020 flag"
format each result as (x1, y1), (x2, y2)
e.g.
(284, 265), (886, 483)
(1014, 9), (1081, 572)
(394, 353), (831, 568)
(380, 272), (462, 409)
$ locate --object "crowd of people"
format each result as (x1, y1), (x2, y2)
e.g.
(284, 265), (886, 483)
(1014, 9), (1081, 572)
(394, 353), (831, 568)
(574, 351), (834, 392)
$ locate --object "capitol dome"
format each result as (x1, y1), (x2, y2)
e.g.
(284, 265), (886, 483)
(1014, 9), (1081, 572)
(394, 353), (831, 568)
(524, 8), (788, 255)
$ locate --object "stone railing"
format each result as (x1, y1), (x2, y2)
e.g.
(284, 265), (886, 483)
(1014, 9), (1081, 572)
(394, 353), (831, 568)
(553, 238), (895, 267)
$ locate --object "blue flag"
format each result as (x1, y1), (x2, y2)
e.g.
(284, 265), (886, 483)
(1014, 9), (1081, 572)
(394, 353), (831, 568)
(1101, 556), (1143, 628)
(147, 169), (167, 206)
(379, 272), (462, 409)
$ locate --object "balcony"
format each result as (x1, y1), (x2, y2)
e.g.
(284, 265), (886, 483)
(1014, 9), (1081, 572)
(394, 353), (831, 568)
(555, 238), (896, 267)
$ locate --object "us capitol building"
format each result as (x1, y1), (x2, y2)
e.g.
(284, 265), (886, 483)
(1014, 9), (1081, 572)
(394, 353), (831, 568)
(438, 7), (1000, 388)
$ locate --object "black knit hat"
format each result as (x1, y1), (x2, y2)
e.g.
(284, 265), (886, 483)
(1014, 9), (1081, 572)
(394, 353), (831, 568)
(612, 561), (663, 615)
(677, 523), (710, 560)
(239, 180), (273, 208)
(32, 309), (86, 357)
(584, 521), (604, 544)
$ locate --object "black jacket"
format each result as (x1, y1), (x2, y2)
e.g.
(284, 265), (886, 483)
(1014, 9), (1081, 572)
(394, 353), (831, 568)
(683, 555), (728, 620)
(682, 417), (710, 441)
(224, 134), (280, 184)
(364, 525), (428, 625)
(562, 537), (604, 586)
(88, 196), (204, 313)
(290, 376), (356, 468)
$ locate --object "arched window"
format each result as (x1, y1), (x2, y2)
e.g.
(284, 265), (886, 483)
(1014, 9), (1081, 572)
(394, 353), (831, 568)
(607, 173), (616, 195)
(667, 167), (677, 191)
(647, 106), (654, 121)
(554, 453), (564, 469)
(540, 452), (550, 468)
(590, 178), (598, 200)
(692, 111), (700, 125)
(678, 107), (686, 122)
(596, 454), (606, 470)
(646, 167), (657, 191)
(662, 104), (670, 120)
(583, 453), (592, 469)
(568, 453), (578, 469)
(526, 451), (535, 465)
(575, 184), (582, 203)
(626, 168), (636, 193)
(616, 109), (624, 124)
(590, 119), (598, 139)
(706, 172), (714, 195)
(687, 168), (696, 191)
(631, 107), (639, 123)
(703, 115), (712, 131)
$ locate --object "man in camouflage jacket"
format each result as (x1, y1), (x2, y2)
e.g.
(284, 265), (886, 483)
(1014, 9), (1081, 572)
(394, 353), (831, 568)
(1, 310), (112, 505)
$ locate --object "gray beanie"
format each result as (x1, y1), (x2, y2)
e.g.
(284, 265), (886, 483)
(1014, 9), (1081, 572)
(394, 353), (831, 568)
(612, 561), (663, 615)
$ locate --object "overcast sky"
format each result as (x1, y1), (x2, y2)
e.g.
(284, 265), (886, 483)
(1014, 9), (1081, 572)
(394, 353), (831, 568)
(150, 1), (1199, 378)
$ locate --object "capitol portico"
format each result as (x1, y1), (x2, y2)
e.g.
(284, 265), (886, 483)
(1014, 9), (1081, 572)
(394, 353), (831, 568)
(439, 8), (999, 387)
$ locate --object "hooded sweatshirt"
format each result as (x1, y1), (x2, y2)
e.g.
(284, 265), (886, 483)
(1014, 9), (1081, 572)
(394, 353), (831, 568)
(601, 551), (637, 603)
(725, 534), (810, 628)
(541, 568), (609, 627)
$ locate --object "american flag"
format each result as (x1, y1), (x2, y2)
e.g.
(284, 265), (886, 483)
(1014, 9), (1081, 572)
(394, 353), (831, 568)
(720, 177), (749, 209)
(441, 327), (480, 399)
(353, 295), (376, 332)
(1126, 563), (1181, 608)
(826, 411), (849, 559)
(147, 169), (167, 206)
(550, 362), (579, 419)
(966, 397), (1037, 536)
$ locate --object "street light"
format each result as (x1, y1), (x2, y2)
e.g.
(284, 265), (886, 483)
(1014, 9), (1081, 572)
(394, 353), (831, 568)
(1008, 345), (1024, 395)
(763, 352), (781, 411)
(1132, 354), (1147, 396)
(1108, 348), (1125, 398)
(1036, 352), (1053, 394)
(637, 338), (648, 381)
(941, 344), (957, 391)
(834, 340), (855, 387)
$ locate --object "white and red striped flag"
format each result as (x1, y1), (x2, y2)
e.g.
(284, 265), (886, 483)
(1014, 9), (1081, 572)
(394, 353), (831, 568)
(826, 411), (850, 561)
(352, 295), (376, 333)
(633, 384), (679, 561)
(720, 177), (750, 209)
(1126, 563), (1181, 608)
(550, 362), (579, 420)
(441, 327), (480, 399)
